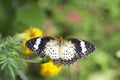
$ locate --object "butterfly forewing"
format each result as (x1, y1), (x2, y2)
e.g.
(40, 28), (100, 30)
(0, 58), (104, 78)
(26, 36), (55, 57)
(67, 38), (95, 57)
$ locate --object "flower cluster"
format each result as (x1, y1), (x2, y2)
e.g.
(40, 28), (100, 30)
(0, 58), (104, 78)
(40, 61), (62, 77)
(22, 27), (42, 54)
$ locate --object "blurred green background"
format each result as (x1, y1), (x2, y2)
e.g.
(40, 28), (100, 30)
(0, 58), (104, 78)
(0, 0), (120, 80)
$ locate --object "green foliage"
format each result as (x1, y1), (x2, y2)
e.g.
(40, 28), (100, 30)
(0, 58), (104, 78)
(0, 35), (26, 80)
(0, 35), (41, 80)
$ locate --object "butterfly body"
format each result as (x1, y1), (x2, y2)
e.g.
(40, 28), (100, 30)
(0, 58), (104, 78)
(26, 36), (95, 65)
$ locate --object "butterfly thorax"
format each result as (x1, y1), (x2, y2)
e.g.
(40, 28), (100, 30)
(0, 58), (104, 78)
(55, 37), (65, 59)
(57, 37), (62, 59)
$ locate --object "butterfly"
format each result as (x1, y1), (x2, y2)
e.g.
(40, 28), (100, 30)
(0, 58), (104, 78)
(25, 36), (95, 65)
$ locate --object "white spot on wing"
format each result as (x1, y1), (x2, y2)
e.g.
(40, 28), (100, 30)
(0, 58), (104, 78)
(33, 38), (41, 50)
(44, 41), (59, 59)
(61, 42), (75, 60)
(80, 40), (87, 54)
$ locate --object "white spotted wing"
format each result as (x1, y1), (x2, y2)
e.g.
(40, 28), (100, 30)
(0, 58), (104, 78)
(43, 40), (59, 59)
(26, 36), (95, 65)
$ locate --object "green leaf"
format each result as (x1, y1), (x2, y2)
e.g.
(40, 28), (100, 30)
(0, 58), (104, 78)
(7, 64), (15, 80)
(0, 59), (7, 65)
(0, 57), (6, 60)
(10, 62), (18, 70)
(21, 57), (41, 63)
(1, 62), (8, 70)
(0, 55), (6, 60)
(24, 59), (41, 63)
(16, 69), (28, 80)
(9, 58), (18, 70)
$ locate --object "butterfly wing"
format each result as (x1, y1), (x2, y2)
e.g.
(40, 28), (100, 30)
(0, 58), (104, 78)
(60, 41), (77, 65)
(67, 38), (95, 57)
(25, 36), (55, 57)
(43, 40), (60, 60)
(60, 38), (95, 65)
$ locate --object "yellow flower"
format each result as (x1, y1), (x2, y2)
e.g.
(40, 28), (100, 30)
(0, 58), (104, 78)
(40, 61), (62, 77)
(21, 27), (42, 54)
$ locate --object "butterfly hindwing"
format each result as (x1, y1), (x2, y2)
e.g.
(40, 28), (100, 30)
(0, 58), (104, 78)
(60, 41), (77, 65)
(43, 40), (59, 60)
(25, 36), (54, 57)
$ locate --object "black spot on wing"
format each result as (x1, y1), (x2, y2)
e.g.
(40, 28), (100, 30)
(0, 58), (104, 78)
(61, 58), (76, 65)
(53, 59), (75, 66)
(53, 54), (80, 66)
(25, 36), (55, 57)
(53, 59), (61, 64)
